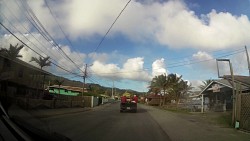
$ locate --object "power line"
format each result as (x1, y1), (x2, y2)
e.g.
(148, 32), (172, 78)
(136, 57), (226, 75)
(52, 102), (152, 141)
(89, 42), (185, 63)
(20, 0), (85, 75)
(0, 22), (82, 77)
(166, 48), (245, 66)
(88, 50), (244, 75)
(93, 0), (131, 52)
(43, 0), (84, 64)
(13, 0), (65, 61)
(0, 2), (62, 63)
(0, 7), (77, 75)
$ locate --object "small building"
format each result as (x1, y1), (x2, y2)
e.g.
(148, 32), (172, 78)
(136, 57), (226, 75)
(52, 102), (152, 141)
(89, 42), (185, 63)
(199, 76), (250, 112)
(0, 55), (49, 98)
(145, 93), (162, 106)
(49, 85), (85, 96)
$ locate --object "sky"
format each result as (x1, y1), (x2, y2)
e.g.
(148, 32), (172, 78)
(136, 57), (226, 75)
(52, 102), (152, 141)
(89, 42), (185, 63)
(1, 0), (250, 92)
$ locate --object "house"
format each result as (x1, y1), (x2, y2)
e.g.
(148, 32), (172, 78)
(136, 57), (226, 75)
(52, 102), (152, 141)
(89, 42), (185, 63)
(48, 85), (86, 96)
(199, 76), (250, 112)
(145, 93), (162, 106)
(0, 55), (50, 98)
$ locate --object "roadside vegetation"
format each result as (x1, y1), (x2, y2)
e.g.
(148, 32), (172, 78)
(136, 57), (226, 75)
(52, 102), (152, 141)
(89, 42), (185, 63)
(148, 73), (193, 105)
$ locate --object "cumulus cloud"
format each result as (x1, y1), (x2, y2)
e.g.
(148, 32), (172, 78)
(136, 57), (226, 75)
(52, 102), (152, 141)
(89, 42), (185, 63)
(2, 0), (250, 88)
(54, 0), (250, 49)
(2, 0), (250, 49)
(152, 58), (167, 76)
(90, 57), (152, 81)
(192, 51), (216, 71)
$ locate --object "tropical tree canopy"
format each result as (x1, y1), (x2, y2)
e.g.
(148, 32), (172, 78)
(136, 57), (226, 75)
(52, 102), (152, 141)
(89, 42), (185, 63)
(0, 44), (24, 59)
(150, 73), (169, 95)
(149, 73), (192, 103)
(30, 56), (51, 69)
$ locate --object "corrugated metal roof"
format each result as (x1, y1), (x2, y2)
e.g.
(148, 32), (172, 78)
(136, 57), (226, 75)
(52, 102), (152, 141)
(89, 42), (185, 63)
(199, 78), (250, 96)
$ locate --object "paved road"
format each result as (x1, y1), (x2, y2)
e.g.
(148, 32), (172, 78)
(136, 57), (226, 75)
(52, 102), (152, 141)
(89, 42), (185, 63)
(40, 103), (250, 141)
(41, 103), (171, 141)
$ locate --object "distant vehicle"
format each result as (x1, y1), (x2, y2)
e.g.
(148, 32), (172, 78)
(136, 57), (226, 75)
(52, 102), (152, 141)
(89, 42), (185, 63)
(120, 92), (138, 113)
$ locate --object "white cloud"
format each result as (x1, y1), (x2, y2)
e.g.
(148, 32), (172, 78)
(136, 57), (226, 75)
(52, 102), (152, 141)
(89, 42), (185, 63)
(189, 80), (203, 91)
(192, 51), (216, 72)
(152, 58), (167, 76)
(90, 57), (151, 81)
(2, 0), (250, 49)
(0, 33), (86, 74)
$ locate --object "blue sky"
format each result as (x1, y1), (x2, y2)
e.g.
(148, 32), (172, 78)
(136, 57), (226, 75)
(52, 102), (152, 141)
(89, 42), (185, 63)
(1, 0), (250, 92)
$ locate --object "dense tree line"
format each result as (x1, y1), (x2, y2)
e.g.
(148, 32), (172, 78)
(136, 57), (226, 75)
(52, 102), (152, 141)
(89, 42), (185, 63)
(148, 73), (192, 105)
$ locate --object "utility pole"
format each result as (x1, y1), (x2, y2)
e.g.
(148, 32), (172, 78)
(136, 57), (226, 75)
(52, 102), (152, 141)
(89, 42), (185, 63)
(111, 80), (114, 99)
(216, 59), (236, 126)
(245, 46), (250, 76)
(82, 64), (88, 97)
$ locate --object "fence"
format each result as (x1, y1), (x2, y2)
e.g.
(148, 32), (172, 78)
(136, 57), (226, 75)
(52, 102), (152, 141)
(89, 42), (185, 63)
(239, 93), (250, 131)
(15, 96), (93, 109)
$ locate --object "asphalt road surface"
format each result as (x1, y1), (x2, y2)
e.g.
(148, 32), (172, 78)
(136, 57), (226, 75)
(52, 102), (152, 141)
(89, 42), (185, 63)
(41, 103), (171, 141)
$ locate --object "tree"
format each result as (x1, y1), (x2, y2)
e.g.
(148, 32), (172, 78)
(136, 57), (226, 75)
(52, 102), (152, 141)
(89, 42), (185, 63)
(30, 56), (51, 95)
(54, 78), (65, 98)
(0, 44), (24, 72)
(149, 73), (192, 105)
(149, 74), (171, 106)
(30, 56), (51, 69)
(0, 44), (24, 60)
(199, 79), (213, 90)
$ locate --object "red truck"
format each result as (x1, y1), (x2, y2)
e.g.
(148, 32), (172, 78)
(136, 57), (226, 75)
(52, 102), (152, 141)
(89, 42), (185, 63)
(120, 92), (138, 113)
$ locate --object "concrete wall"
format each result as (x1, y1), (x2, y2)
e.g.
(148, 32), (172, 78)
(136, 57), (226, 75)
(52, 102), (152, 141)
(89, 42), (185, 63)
(15, 95), (95, 109)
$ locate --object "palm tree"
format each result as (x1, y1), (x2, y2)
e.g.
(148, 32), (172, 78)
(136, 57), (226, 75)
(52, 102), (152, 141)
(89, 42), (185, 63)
(166, 74), (182, 103)
(0, 44), (24, 113)
(199, 79), (213, 90)
(172, 79), (193, 104)
(0, 44), (24, 60)
(54, 78), (64, 99)
(0, 44), (24, 72)
(30, 56), (51, 69)
(149, 74), (170, 106)
(30, 56), (51, 96)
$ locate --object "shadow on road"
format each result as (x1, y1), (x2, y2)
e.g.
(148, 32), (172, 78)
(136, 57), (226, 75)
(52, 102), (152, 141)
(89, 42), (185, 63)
(119, 108), (148, 113)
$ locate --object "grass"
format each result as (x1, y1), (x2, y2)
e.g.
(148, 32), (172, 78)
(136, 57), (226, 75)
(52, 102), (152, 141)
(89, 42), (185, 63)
(158, 105), (232, 127)
(212, 113), (232, 127)
(158, 105), (192, 114)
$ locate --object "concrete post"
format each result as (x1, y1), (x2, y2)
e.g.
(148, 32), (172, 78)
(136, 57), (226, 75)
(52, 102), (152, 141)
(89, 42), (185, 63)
(91, 96), (94, 108)
(201, 94), (204, 113)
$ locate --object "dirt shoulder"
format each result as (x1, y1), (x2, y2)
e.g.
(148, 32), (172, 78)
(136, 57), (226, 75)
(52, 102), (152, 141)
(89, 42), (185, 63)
(140, 104), (250, 141)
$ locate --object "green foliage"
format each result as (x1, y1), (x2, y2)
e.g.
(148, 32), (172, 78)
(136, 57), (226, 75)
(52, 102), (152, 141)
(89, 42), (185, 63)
(149, 73), (192, 103)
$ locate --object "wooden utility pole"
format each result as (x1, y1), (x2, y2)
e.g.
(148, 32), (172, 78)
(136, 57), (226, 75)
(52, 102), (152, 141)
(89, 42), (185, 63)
(229, 62), (236, 126)
(245, 46), (250, 76)
(111, 80), (114, 99)
(82, 64), (88, 97)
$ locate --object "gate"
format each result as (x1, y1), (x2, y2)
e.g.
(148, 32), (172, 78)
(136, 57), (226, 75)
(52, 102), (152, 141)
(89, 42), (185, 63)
(240, 94), (250, 131)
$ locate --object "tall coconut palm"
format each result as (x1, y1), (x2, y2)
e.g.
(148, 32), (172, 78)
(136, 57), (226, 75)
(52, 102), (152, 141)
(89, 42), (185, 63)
(149, 74), (170, 106)
(0, 44), (24, 72)
(30, 56), (51, 96)
(0, 44), (23, 112)
(0, 44), (24, 60)
(172, 79), (193, 104)
(30, 56), (51, 69)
